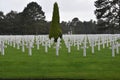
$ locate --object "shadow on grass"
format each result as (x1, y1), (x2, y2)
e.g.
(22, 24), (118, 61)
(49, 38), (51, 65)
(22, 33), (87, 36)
(0, 78), (97, 80)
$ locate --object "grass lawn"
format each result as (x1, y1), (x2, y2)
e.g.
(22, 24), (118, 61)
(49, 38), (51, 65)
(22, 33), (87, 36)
(0, 42), (120, 80)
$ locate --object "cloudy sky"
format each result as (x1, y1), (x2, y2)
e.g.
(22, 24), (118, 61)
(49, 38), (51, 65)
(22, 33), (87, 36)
(0, 0), (96, 22)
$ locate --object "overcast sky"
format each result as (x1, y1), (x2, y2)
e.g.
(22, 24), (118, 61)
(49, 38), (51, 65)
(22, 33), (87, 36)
(0, 0), (96, 22)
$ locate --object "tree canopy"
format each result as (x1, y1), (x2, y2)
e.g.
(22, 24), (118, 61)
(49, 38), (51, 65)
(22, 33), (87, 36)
(1, 1), (117, 35)
(49, 2), (62, 42)
(22, 2), (45, 23)
(94, 0), (120, 33)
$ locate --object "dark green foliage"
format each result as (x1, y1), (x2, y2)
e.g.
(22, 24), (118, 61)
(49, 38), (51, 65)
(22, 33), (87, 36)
(61, 21), (70, 34)
(22, 2), (45, 23)
(0, 11), (5, 34)
(49, 2), (62, 42)
(94, 0), (120, 33)
(5, 11), (19, 34)
(1, 1), (120, 34)
(67, 18), (97, 34)
(0, 11), (4, 20)
(21, 2), (46, 35)
(0, 2), (48, 35)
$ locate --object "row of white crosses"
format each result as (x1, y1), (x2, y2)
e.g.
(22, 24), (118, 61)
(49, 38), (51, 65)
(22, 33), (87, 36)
(0, 36), (8, 56)
(35, 35), (54, 53)
(90, 34), (120, 57)
(0, 35), (35, 56)
(89, 34), (120, 57)
(0, 40), (5, 55)
(63, 35), (91, 56)
(63, 35), (85, 55)
(110, 35), (120, 57)
(63, 34), (120, 57)
(0, 34), (120, 57)
(2, 35), (55, 56)
(64, 35), (92, 56)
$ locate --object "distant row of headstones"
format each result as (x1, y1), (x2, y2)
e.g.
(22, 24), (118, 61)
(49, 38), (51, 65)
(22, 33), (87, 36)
(0, 34), (120, 57)
(63, 34), (120, 57)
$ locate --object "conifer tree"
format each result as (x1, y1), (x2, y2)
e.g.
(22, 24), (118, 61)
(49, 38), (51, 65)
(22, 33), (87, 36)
(49, 2), (62, 42)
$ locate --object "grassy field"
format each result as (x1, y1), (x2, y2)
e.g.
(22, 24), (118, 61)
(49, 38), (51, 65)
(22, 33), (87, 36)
(0, 42), (120, 80)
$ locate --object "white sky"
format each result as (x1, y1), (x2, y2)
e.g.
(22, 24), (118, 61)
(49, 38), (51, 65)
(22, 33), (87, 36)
(0, 0), (96, 22)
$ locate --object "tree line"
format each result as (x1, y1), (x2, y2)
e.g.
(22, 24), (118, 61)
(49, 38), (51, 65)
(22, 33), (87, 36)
(0, 1), (119, 35)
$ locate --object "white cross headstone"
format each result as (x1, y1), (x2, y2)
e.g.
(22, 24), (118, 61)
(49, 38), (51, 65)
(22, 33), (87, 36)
(22, 40), (25, 52)
(45, 41), (48, 53)
(106, 38), (109, 47)
(102, 38), (105, 48)
(17, 41), (20, 49)
(68, 41), (71, 53)
(116, 42), (119, 54)
(98, 38), (101, 51)
(77, 41), (80, 50)
(83, 36), (87, 57)
(111, 41), (115, 57)
(13, 41), (16, 48)
(36, 40), (40, 50)
(56, 38), (61, 56)
(48, 40), (51, 48)
(28, 41), (33, 56)
(0, 41), (5, 55)
(10, 40), (12, 46)
(91, 39), (95, 54)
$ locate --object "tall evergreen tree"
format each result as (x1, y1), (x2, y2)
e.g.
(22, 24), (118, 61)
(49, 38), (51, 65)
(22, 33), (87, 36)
(49, 2), (62, 42)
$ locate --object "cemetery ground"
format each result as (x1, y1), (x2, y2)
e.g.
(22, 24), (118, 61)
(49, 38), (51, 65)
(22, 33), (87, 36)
(0, 42), (120, 80)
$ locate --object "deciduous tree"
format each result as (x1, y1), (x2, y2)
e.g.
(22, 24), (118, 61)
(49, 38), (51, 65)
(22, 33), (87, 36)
(95, 0), (120, 33)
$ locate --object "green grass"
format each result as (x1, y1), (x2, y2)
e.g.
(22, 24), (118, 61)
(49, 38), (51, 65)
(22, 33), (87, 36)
(0, 42), (120, 79)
